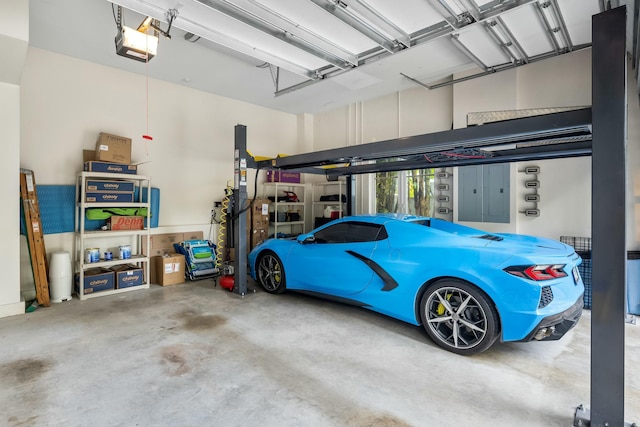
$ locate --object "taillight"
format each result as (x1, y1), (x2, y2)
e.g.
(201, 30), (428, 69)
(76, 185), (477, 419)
(504, 264), (567, 281)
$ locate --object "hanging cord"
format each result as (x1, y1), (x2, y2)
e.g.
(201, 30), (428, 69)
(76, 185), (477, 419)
(229, 163), (263, 220)
(145, 52), (150, 154)
(141, 26), (152, 153)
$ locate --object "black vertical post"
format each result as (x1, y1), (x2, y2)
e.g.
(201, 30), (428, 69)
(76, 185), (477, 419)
(234, 125), (248, 296)
(591, 6), (627, 427)
(346, 174), (356, 216)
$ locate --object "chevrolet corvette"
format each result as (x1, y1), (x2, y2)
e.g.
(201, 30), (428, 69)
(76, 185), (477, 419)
(248, 214), (584, 355)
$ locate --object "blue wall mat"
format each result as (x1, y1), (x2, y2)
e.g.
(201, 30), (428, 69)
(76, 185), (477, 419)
(20, 185), (160, 235)
(139, 187), (160, 229)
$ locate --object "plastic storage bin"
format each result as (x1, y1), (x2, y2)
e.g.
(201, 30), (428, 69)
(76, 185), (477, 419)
(627, 251), (640, 315)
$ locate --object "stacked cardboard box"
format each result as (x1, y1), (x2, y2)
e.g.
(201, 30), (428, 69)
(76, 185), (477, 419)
(74, 268), (115, 294)
(107, 215), (144, 230)
(265, 170), (301, 183)
(142, 231), (203, 284)
(248, 198), (270, 251)
(83, 132), (138, 174)
(224, 199), (271, 263)
(111, 264), (144, 289)
(95, 132), (132, 164)
(155, 254), (186, 286)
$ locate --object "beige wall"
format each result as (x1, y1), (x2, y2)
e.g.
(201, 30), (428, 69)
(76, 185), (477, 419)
(311, 49), (624, 244)
(0, 82), (24, 317)
(452, 50), (593, 239)
(0, 0), (27, 318)
(19, 47), (299, 297)
(313, 85), (455, 215)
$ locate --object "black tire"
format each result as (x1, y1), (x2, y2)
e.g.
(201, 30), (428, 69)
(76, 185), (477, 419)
(256, 251), (286, 294)
(420, 279), (499, 355)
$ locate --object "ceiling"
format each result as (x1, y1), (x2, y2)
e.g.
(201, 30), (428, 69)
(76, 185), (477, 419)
(28, 0), (615, 115)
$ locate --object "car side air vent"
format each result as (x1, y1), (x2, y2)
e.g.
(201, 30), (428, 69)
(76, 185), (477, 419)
(539, 286), (554, 308)
(475, 234), (504, 241)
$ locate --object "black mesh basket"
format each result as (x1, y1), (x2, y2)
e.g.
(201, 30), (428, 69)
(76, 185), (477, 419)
(561, 236), (592, 309)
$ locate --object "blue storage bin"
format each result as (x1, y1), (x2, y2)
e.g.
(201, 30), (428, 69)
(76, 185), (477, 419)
(627, 251), (640, 315)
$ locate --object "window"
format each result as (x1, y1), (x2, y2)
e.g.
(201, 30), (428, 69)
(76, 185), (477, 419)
(376, 169), (435, 216)
(313, 222), (388, 244)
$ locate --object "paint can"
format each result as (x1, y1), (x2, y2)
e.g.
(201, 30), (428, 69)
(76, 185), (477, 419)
(104, 251), (113, 261)
(119, 245), (131, 260)
(85, 248), (100, 263)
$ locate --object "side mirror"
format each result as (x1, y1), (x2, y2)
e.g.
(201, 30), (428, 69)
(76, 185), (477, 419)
(296, 233), (315, 244)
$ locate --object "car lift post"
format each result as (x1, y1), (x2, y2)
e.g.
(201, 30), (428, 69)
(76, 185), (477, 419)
(233, 124), (249, 296)
(574, 5), (634, 427)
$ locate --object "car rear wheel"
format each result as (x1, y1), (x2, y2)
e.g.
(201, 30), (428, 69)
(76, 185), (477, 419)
(420, 280), (499, 355)
(257, 251), (286, 294)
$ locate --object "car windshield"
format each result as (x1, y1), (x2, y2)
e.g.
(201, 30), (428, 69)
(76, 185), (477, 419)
(314, 221), (388, 243)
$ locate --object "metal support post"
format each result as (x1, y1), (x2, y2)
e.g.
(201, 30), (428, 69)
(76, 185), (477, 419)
(346, 175), (355, 216)
(233, 125), (249, 296)
(575, 6), (634, 427)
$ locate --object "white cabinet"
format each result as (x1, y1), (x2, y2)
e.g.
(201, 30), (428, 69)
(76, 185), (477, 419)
(262, 182), (306, 238)
(74, 172), (151, 300)
(312, 180), (346, 228)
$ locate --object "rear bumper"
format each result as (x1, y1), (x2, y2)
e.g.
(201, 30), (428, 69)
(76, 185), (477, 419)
(519, 295), (584, 342)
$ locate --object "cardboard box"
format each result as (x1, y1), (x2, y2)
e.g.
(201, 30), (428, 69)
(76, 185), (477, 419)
(248, 198), (270, 229)
(249, 227), (269, 249)
(83, 149), (96, 162)
(266, 170), (301, 183)
(111, 264), (144, 289)
(84, 161), (137, 175)
(95, 132), (132, 164)
(183, 231), (204, 241)
(108, 215), (144, 230)
(154, 253), (186, 286)
(85, 192), (134, 203)
(74, 268), (115, 294)
(246, 199), (270, 251)
(86, 180), (134, 193)
(142, 231), (204, 257)
(142, 231), (204, 283)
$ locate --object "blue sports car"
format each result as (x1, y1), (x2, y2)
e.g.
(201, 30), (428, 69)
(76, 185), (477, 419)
(248, 214), (584, 355)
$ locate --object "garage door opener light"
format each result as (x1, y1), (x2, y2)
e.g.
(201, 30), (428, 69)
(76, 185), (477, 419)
(115, 26), (159, 62)
(113, 5), (177, 63)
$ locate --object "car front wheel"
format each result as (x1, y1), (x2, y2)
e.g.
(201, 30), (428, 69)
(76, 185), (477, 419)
(256, 251), (286, 294)
(420, 280), (499, 355)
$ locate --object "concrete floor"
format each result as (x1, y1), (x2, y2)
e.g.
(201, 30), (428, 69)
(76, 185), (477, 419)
(1, 281), (639, 427)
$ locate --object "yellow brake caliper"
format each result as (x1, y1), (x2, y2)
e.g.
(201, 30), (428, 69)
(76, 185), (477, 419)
(436, 292), (453, 316)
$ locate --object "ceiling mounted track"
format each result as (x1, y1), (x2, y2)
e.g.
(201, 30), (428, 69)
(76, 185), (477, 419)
(112, 0), (594, 96)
